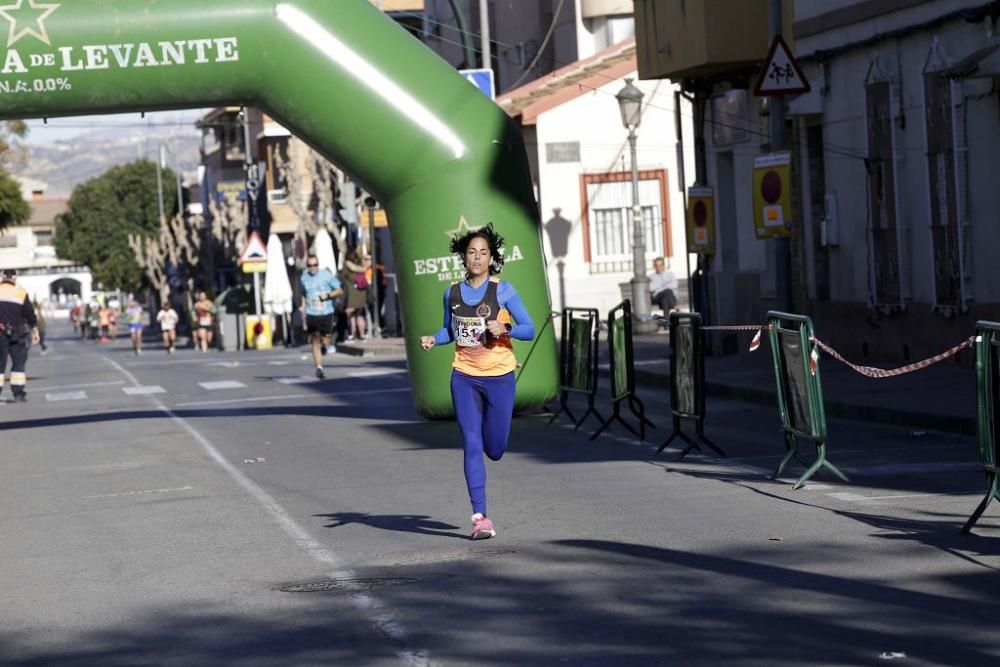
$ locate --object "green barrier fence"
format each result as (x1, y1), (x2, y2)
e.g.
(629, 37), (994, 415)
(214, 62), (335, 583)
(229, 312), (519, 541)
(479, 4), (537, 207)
(548, 308), (603, 430)
(962, 321), (1000, 534)
(591, 300), (654, 441)
(0, 0), (558, 419)
(658, 312), (725, 458)
(767, 311), (849, 490)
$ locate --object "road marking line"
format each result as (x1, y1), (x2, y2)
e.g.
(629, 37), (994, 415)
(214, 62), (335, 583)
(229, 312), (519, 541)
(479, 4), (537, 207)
(123, 385), (166, 396)
(199, 380), (247, 391)
(127, 355), (297, 367)
(276, 376), (317, 385)
(173, 387), (411, 408)
(46, 391), (88, 402)
(84, 486), (194, 500)
(849, 461), (978, 476)
(826, 491), (973, 504)
(33, 380), (125, 392)
(102, 356), (423, 662)
(348, 369), (406, 378)
(174, 393), (314, 408)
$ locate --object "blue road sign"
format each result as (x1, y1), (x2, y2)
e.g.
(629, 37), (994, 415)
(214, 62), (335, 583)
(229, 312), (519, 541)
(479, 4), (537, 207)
(460, 68), (495, 100)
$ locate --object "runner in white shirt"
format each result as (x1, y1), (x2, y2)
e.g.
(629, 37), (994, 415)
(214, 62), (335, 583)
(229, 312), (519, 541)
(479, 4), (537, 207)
(156, 303), (180, 354)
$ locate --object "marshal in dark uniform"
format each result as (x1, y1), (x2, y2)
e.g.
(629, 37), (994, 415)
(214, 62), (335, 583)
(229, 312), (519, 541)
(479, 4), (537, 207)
(0, 269), (40, 402)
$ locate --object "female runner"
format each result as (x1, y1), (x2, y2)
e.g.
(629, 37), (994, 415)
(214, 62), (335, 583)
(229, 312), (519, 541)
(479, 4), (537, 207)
(420, 224), (535, 540)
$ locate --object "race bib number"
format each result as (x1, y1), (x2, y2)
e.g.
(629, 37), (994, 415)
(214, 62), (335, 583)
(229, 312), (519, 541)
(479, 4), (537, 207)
(454, 315), (487, 347)
(310, 298), (323, 310)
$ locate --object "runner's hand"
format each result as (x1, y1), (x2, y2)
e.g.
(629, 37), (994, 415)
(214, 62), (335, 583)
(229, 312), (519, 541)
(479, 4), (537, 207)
(486, 320), (507, 337)
(420, 336), (435, 351)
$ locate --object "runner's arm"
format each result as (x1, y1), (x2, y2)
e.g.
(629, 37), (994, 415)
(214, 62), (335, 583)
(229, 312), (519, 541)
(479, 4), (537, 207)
(498, 283), (534, 341)
(432, 288), (454, 346)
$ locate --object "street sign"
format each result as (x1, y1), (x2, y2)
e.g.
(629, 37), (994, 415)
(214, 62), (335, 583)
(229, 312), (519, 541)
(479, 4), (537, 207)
(752, 153), (795, 239)
(460, 68), (495, 100)
(686, 187), (716, 255)
(754, 35), (810, 96)
(242, 261), (267, 274)
(238, 230), (268, 265)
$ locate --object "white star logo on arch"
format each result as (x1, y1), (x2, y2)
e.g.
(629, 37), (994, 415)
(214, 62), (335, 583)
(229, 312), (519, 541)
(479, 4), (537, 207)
(0, 0), (59, 48)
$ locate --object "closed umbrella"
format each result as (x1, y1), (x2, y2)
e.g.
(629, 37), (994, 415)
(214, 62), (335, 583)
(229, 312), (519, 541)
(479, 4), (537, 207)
(264, 234), (294, 315)
(313, 226), (338, 275)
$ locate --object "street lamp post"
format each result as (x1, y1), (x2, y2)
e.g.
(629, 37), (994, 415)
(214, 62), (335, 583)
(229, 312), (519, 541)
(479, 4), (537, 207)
(616, 78), (656, 334)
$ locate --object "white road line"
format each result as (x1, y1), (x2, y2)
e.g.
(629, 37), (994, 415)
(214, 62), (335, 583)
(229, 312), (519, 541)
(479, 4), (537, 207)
(101, 356), (424, 663)
(84, 486), (194, 500)
(123, 385), (166, 396)
(276, 376), (317, 385)
(826, 491), (973, 504)
(46, 391), (88, 402)
(199, 381), (247, 391)
(126, 355), (299, 367)
(32, 380), (126, 392)
(174, 393), (315, 408)
(347, 369), (407, 378)
(850, 461), (978, 476)
(172, 387), (411, 408)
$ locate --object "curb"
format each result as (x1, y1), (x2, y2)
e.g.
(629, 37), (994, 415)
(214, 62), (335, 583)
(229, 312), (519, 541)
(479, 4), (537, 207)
(631, 368), (976, 437)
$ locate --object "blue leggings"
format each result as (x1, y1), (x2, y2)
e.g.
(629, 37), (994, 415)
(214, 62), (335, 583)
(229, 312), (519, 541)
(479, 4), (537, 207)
(451, 370), (516, 516)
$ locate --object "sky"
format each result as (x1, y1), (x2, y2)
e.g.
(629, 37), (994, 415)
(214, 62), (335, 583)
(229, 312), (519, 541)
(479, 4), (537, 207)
(23, 109), (210, 144)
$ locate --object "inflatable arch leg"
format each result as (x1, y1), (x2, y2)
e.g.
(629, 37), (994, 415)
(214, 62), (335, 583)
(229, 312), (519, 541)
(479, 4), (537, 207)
(0, 0), (558, 417)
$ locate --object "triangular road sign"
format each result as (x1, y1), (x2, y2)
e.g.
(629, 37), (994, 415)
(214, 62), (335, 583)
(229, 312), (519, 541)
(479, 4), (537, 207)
(755, 35), (810, 96)
(238, 231), (268, 265)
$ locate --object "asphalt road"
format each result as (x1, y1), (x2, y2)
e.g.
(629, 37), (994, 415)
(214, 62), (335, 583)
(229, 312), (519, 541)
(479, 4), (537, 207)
(1, 322), (999, 666)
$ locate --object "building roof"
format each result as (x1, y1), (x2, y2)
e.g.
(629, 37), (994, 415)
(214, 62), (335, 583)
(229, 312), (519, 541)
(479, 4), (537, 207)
(497, 37), (637, 126)
(28, 198), (68, 228)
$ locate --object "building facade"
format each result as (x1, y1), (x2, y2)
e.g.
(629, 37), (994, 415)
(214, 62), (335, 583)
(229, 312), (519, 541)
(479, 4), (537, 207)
(499, 38), (694, 315)
(0, 191), (92, 306)
(637, 0), (1000, 360)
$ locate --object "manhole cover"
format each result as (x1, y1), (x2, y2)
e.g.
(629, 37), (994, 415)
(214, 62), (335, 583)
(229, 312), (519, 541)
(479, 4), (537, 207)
(280, 577), (421, 593)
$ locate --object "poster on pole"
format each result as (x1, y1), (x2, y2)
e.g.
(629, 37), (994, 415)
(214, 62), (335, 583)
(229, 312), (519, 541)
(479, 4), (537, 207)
(752, 152), (795, 239)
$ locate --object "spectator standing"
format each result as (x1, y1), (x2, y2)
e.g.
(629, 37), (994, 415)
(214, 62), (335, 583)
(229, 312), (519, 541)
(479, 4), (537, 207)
(340, 249), (370, 341)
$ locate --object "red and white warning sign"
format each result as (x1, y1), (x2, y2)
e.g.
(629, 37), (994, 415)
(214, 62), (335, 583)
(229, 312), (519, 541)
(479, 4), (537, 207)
(754, 35), (810, 96)
(238, 231), (268, 265)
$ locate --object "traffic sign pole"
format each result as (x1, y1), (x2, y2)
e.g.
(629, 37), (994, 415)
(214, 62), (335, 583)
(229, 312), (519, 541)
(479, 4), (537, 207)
(769, 0), (793, 313)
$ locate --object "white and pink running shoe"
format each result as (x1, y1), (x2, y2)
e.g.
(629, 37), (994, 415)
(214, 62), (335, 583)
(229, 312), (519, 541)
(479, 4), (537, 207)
(470, 513), (496, 540)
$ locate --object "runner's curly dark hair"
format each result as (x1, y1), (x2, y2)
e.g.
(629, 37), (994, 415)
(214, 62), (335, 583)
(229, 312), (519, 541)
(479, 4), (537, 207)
(450, 223), (506, 276)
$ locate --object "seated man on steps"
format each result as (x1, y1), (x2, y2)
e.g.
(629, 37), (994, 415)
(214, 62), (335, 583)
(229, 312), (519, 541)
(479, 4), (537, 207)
(649, 257), (678, 318)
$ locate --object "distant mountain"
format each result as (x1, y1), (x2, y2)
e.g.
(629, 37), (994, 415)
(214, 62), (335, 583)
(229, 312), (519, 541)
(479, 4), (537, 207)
(15, 126), (202, 197)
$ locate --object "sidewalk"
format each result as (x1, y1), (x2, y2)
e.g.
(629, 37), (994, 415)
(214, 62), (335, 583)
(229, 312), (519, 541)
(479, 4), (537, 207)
(626, 331), (977, 436)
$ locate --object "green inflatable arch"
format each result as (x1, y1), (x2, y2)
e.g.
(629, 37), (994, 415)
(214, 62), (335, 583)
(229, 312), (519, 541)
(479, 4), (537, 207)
(0, 0), (557, 417)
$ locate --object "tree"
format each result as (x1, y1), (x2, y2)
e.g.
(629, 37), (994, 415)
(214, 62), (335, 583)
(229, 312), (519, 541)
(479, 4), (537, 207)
(55, 159), (176, 292)
(0, 120), (30, 232)
(0, 170), (29, 231)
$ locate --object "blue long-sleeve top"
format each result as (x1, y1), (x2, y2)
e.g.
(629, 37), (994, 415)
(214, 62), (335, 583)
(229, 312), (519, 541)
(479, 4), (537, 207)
(433, 279), (535, 346)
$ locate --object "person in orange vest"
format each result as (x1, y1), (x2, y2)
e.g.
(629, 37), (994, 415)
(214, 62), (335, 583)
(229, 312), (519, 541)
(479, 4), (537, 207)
(0, 269), (40, 403)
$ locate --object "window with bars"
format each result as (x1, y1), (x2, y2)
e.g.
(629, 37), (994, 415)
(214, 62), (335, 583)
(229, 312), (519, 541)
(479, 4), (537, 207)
(865, 79), (902, 307)
(923, 70), (962, 308)
(584, 176), (666, 272)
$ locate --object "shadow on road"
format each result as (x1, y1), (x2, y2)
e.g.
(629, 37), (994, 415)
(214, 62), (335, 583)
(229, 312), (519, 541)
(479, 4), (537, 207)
(316, 512), (465, 540)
